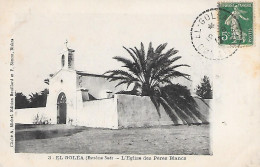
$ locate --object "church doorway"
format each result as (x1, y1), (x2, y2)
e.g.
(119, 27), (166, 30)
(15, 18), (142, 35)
(57, 92), (67, 124)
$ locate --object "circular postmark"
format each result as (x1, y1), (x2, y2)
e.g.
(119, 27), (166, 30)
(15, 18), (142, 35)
(190, 8), (242, 60)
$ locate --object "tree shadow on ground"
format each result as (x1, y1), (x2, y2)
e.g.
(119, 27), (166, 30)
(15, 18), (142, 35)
(15, 124), (86, 141)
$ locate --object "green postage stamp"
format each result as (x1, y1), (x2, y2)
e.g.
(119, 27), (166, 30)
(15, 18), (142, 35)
(218, 2), (253, 46)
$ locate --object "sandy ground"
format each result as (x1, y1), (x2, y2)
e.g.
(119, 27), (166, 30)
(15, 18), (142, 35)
(15, 124), (210, 155)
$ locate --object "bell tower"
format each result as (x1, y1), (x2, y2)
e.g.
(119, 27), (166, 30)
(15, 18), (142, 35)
(61, 40), (75, 70)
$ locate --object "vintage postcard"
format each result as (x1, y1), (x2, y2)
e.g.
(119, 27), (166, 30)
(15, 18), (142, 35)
(0, 0), (259, 166)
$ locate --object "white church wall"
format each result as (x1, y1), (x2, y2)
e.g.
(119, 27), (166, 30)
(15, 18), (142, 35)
(46, 69), (78, 124)
(76, 97), (118, 129)
(15, 107), (51, 124)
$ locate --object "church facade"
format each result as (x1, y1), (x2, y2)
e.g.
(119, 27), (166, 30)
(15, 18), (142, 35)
(45, 45), (127, 128)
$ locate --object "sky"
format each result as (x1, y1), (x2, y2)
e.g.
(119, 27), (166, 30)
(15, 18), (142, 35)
(13, 0), (215, 96)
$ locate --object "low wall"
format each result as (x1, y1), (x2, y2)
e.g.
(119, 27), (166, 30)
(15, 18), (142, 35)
(15, 107), (51, 124)
(117, 94), (174, 128)
(194, 98), (211, 121)
(117, 94), (211, 128)
(77, 97), (118, 129)
(15, 95), (211, 129)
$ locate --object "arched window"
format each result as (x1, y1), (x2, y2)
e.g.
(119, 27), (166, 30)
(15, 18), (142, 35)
(57, 92), (66, 104)
(61, 55), (65, 67)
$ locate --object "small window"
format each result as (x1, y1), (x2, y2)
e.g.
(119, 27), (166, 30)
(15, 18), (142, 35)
(61, 55), (65, 67)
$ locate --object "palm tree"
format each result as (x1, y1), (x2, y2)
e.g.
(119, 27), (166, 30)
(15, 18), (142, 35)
(28, 89), (48, 108)
(15, 92), (29, 109)
(196, 76), (213, 99)
(104, 42), (208, 125)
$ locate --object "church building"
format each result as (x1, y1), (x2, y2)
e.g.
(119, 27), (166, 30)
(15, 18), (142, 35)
(45, 43), (127, 128)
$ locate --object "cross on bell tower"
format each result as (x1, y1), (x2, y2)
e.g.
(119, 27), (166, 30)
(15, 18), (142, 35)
(65, 39), (68, 49)
(60, 40), (75, 70)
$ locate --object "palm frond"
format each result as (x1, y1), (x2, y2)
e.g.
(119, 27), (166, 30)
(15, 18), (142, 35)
(146, 42), (154, 61)
(155, 43), (167, 54)
(160, 71), (191, 81)
(115, 80), (129, 87)
(113, 56), (140, 76)
(164, 56), (182, 66)
(146, 51), (179, 76)
(113, 56), (133, 67)
(164, 48), (179, 57)
(122, 47), (139, 65)
(134, 47), (146, 72)
(153, 51), (178, 68)
(140, 42), (146, 61)
(153, 64), (190, 79)
(105, 70), (139, 82)
(129, 47), (143, 73)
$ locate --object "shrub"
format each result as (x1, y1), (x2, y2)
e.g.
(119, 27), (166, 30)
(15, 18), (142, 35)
(33, 113), (51, 124)
(196, 76), (213, 99)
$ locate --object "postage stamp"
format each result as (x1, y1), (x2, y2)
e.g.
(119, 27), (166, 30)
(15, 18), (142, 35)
(218, 2), (254, 46)
(190, 8), (239, 60)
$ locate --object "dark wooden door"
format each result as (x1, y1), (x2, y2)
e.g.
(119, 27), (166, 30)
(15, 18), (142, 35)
(58, 103), (66, 124)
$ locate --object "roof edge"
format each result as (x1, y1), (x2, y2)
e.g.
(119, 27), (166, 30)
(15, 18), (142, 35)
(76, 71), (122, 79)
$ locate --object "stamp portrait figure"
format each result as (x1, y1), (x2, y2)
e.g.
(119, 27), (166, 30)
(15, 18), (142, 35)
(224, 5), (249, 43)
